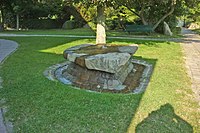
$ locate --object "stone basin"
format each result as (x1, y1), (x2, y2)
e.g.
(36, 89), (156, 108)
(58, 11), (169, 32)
(63, 44), (138, 73)
(62, 44), (139, 91)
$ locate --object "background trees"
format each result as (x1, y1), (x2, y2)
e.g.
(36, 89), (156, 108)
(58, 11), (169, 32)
(0, 0), (199, 33)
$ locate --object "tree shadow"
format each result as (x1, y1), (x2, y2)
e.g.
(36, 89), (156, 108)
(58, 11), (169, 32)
(136, 103), (193, 133)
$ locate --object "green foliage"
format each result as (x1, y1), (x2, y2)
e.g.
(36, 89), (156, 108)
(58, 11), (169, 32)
(172, 27), (182, 34)
(87, 21), (96, 30)
(187, 3), (200, 23)
(105, 6), (138, 30)
(74, 3), (96, 22)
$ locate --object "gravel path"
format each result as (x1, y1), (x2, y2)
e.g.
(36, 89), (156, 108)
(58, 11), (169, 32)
(181, 28), (200, 106)
(0, 33), (181, 42)
(0, 39), (18, 133)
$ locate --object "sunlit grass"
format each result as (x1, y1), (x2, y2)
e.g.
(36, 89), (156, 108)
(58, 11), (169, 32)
(0, 36), (199, 132)
(40, 39), (95, 54)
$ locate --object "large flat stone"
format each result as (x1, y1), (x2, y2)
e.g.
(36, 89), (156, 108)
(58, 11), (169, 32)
(63, 44), (92, 59)
(114, 60), (134, 83)
(67, 53), (87, 62)
(66, 44), (93, 51)
(118, 45), (138, 54)
(85, 52), (131, 73)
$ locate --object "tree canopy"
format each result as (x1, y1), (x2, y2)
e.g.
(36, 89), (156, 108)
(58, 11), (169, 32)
(1, 0), (200, 31)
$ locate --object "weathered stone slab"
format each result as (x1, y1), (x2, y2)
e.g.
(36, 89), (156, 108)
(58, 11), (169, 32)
(118, 45), (138, 54)
(85, 52), (131, 73)
(67, 53), (87, 62)
(66, 44), (92, 51)
(63, 44), (92, 59)
(114, 60), (134, 83)
(164, 21), (173, 36)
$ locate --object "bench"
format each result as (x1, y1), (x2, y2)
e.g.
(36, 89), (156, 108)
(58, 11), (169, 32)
(125, 25), (154, 34)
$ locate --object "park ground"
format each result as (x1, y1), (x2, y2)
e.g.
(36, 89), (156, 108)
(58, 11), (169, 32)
(0, 28), (199, 132)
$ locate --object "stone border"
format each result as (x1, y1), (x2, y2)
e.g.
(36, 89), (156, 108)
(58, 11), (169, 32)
(131, 59), (153, 94)
(43, 59), (153, 94)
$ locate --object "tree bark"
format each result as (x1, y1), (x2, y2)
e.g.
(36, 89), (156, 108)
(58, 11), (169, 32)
(16, 14), (19, 30)
(0, 10), (2, 31)
(96, 4), (106, 45)
(152, 1), (176, 31)
(0, 9), (4, 31)
(139, 6), (148, 25)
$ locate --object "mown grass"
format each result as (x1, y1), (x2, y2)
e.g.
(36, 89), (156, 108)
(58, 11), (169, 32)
(1, 28), (96, 36)
(0, 36), (199, 132)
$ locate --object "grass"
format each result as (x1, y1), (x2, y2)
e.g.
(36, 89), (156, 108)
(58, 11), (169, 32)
(1, 28), (183, 38)
(0, 36), (199, 132)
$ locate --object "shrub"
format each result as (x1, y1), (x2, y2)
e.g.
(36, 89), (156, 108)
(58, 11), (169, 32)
(172, 27), (182, 34)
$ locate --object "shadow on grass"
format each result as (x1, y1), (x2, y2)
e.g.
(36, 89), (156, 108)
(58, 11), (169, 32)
(136, 103), (193, 133)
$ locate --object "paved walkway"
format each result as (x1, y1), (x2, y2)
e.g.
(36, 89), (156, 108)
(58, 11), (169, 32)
(181, 28), (200, 106)
(0, 39), (18, 133)
(0, 33), (181, 42)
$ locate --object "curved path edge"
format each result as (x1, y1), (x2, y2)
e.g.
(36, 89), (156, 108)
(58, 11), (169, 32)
(0, 39), (18, 133)
(181, 28), (200, 108)
(0, 33), (181, 42)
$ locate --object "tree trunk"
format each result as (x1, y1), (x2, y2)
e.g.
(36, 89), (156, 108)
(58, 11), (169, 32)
(96, 4), (106, 45)
(152, 1), (175, 31)
(16, 14), (19, 30)
(140, 6), (148, 25)
(140, 13), (148, 25)
(0, 10), (4, 31)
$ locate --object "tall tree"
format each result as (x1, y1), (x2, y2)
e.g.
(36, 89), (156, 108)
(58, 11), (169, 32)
(65, 0), (112, 44)
(83, 0), (110, 44)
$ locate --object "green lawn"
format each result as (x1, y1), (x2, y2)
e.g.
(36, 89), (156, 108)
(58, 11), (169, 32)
(0, 36), (199, 132)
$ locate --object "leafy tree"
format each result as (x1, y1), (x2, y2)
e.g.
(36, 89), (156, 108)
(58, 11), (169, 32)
(115, 0), (178, 31)
(187, 2), (200, 25)
(1, 0), (64, 30)
(115, 0), (198, 31)
(82, 0), (111, 44)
